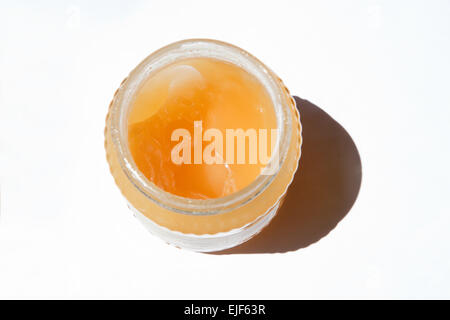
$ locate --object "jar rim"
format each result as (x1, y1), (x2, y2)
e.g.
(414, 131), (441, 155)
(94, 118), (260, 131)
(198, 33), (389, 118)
(109, 39), (292, 215)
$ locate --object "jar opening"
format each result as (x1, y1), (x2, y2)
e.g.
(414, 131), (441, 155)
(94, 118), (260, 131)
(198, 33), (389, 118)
(110, 39), (292, 215)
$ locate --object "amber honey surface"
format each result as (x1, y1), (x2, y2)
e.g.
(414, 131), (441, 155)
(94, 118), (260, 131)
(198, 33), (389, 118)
(127, 58), (277, 199)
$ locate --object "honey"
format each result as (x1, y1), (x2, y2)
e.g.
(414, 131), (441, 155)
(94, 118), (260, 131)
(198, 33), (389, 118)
(127, 58), (277, 199)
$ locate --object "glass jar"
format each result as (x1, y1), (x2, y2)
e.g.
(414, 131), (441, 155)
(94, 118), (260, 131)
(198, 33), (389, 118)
(105, 39), (302, 252)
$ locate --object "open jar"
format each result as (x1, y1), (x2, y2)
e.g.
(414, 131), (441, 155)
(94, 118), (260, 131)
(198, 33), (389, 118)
(105, 39), (302, 252)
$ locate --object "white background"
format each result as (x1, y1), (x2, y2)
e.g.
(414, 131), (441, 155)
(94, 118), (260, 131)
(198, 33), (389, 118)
(1, 0), (449, 299)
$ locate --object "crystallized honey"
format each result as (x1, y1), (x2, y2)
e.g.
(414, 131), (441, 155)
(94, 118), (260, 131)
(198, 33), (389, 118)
(127, 58), (277, 199)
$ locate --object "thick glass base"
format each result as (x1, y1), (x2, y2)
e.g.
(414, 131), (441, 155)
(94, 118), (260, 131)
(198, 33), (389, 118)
(129, 201), (280, 252)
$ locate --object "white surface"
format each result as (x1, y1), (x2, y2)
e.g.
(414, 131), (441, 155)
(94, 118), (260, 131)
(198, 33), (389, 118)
(0, 0), (449, 299)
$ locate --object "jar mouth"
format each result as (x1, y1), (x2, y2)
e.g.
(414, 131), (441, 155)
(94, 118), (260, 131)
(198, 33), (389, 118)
(109, 39), (292, 215)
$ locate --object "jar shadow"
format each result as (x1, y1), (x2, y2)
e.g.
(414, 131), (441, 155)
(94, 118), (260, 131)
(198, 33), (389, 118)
(211, 96), (362, 254)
